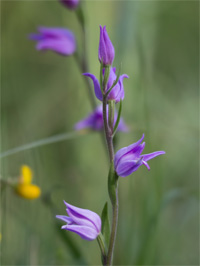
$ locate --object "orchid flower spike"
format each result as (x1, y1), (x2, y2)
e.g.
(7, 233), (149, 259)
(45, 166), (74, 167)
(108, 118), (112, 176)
(29, 27), (76, 56)
(83, 67), (128, 103)
(114, 134), (165, 177)
(74, 105), (128, 132)
(98, 25), (115, 66)
(56, 201), (101, 241)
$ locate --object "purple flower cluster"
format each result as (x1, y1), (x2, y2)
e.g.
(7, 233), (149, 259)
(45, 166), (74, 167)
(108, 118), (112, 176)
(56, 201), (101, 241)
(29, 2), (166, 245)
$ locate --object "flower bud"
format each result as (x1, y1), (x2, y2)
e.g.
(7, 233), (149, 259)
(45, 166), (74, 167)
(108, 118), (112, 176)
(59, 0), (79, 9)
(98, 25), (115, 66)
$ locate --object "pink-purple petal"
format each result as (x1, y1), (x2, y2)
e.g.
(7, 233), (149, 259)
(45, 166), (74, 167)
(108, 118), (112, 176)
(142, 161), (151, 170)
(83, 73), (102, 101)
(60, 0), (79, 9)
(56, 215), (73, 224)
(142, 151), (166, 162)
(114, 135), (165, 177)
(29, 27), (76, 56)
(65, 225), (99, 241)
(117, 160), (143, 177)
(66, 209), (96, 230)
(64, 201), (101, 233)
(74, 105), (128, 132)
(117, 117), (129, 132)
(114, 134), (145, 167)
(36, 39), (76, 55)
(98, 25), (115, 65)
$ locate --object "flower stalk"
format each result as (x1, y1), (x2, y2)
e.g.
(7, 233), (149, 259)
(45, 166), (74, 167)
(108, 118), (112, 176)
(102, 67), (119, 265)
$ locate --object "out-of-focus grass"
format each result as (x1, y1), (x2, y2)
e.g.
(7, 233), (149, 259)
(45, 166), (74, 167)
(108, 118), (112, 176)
(1, 1), (199, 265)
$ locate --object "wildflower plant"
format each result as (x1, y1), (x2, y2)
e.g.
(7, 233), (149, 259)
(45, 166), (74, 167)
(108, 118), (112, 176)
(0, 1), (165, 265)
(56, 22), (165, 264)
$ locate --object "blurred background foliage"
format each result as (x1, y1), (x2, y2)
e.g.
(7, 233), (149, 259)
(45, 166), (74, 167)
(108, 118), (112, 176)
(1, 0), (199, 265)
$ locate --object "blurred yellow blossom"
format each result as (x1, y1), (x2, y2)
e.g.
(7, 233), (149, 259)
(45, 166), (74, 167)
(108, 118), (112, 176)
(16, 165), (41, 200)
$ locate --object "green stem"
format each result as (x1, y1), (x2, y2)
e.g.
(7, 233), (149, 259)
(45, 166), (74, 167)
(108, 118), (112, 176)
(106, 185), (118, 265)
(74, 6), (96, 110)
(102, 69), (118, 265)
(103, 96), (114, 162)
(74, 52), (96, 110)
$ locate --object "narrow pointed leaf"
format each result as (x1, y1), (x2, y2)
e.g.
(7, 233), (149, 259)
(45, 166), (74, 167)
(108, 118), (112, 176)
(101, 202), (110, 248)
(108, 162), (118, 205)
(112, 100), (122, 137)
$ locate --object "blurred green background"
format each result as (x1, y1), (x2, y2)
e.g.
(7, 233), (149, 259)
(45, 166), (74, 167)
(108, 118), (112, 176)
(1, 0), (199, 265)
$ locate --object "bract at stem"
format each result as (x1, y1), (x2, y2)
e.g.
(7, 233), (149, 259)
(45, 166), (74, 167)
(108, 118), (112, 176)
(97, 233), (107, 265)
(112, 100), (122, 137)
(105, 63), (122, 98)
(108, 100), (115, 133)
(103, 66), (111, 93)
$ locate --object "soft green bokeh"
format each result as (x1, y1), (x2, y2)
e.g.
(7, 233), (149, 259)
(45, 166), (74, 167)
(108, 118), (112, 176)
(1, 1), (199, 265)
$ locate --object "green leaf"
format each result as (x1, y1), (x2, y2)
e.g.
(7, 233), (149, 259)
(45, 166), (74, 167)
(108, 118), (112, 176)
(112, 100), (122, 137)
(108, 162), (118, 205)
(101, 202), (110, 249)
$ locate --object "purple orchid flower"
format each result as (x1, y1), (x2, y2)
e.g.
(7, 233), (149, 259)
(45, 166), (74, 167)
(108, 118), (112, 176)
(56, 201), (101, 241)
(74, 105), (129, 132)
(99, 25), (115, 65)
(29, 27), (76, 56)
(59, 0), (79, 9)
(83, 67), (128, 103)
(114, 134), (165, 177)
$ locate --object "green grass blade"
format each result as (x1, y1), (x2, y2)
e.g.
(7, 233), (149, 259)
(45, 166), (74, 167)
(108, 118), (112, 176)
(0, 131), (90, 158)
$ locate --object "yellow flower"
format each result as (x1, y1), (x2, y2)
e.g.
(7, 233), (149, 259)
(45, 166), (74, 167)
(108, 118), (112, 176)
(16, 165), (41, 200)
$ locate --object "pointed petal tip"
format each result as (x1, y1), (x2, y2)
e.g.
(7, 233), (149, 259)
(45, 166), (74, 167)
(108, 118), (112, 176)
(63, 200), (68, 207)
(61, 225), (67, 230)
(122, 74), (129, 79)
(140, 133), (145, 142)
(82, 73), (91, 77)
